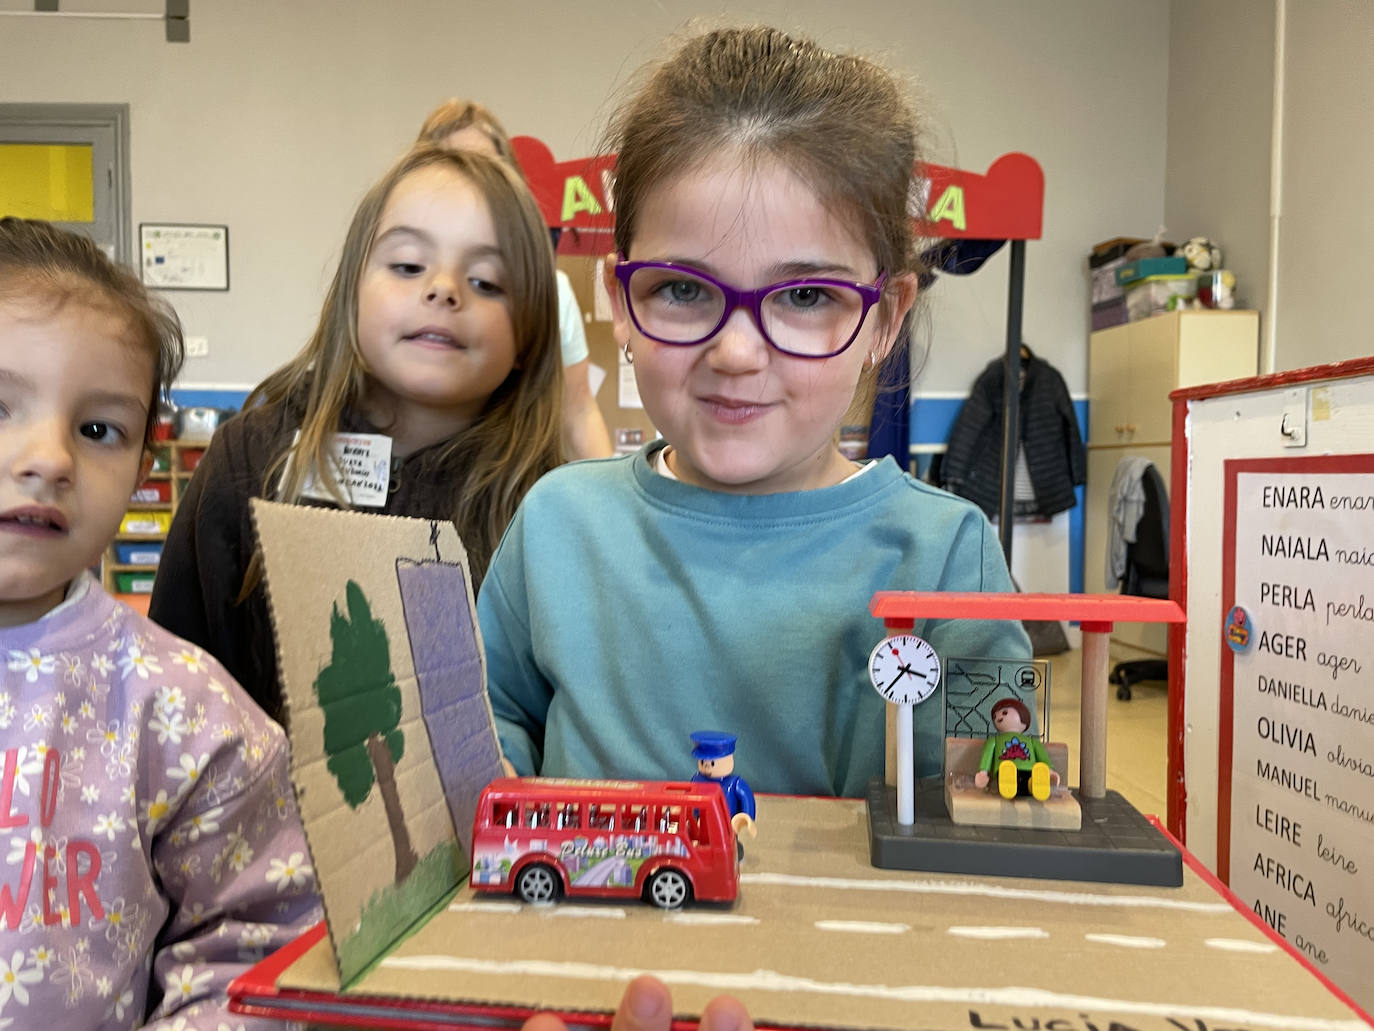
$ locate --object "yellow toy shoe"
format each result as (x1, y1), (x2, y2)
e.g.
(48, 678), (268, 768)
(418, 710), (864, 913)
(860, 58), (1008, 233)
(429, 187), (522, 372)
(998, 760), (1018, 800)
(1030, 762), (1052, 801)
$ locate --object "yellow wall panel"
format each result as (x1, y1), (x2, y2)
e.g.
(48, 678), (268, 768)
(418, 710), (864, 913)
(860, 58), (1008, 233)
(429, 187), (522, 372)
(0, 144), (95, 223)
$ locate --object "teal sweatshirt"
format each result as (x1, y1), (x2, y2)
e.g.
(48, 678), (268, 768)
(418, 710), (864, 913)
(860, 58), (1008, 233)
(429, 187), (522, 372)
(478, 442), (1031, 798)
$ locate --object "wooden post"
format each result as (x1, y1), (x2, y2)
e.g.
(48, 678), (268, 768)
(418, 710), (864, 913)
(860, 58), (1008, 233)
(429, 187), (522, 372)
(1079, 621), (1113, 799)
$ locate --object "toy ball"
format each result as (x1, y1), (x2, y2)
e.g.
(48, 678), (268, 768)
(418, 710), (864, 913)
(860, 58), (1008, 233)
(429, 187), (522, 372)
(1181, 236), (1222, 271)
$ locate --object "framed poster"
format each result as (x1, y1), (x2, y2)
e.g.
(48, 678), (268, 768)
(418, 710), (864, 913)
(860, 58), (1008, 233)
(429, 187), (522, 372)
(1216, 452), (1374, 1006)
(139, 222), (229, 290)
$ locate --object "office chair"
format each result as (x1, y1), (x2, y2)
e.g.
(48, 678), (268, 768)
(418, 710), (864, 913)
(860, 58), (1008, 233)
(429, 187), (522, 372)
(1110, 461), (1169, 700)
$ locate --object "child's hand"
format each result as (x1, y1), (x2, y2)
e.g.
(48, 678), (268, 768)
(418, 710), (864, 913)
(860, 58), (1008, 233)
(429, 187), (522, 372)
(521, 975), (753, 1031)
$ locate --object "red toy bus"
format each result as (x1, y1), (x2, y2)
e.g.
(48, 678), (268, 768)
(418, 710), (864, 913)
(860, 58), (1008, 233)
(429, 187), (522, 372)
(469, 777), (739, 909)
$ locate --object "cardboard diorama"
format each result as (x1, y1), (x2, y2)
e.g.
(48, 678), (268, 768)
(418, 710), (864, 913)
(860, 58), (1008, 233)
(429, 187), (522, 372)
(230, 511), (1369, 1030)
(251, 500), (502, 984)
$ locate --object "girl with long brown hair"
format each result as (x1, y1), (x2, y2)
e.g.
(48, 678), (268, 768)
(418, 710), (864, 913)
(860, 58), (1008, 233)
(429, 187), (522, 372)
(151, 146), (562, 722)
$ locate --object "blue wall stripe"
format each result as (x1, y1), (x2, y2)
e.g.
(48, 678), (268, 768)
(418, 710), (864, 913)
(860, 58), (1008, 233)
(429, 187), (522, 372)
(167, 387), (1090, 594)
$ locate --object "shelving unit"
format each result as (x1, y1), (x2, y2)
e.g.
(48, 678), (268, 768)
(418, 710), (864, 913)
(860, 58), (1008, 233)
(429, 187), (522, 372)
(102, 438), (208, 596)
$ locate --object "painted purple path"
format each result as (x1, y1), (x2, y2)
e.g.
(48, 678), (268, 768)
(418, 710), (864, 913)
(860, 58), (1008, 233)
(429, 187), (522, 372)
(396, 558), (502, 851)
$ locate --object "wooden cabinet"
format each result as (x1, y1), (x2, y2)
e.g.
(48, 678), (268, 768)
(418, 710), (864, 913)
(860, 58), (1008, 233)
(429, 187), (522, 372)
(103, 439), (207, 597)
(1086, 311), (1258, 655)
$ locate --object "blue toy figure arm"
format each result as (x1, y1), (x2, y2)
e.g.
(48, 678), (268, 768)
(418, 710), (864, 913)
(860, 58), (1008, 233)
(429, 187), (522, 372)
(477, 523), (553, 776)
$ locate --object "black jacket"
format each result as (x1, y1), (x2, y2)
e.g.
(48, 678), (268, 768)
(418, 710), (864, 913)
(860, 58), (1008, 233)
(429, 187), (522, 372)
(148, 398), (467, 724)
(941, 352), (1085, 519)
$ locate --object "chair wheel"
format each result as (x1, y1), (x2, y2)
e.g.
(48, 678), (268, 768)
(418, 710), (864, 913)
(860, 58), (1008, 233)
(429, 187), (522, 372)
(1108, 667), (1123, 685)
(1117, 683), (1132, 701)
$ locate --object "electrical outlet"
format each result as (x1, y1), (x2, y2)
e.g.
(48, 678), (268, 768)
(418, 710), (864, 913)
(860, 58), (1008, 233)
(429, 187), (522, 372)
(186, 336), (209, 358)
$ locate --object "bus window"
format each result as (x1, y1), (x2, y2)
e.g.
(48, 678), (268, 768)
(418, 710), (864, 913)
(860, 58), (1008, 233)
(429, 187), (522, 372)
(587, 804), (614, 830)
(621, 804), (649, 831)
(525, 802), (552, 829)
(556, 802), (581, 830)
(657, 805), (682, 834)
(493, 801), (518, 828)
(687, 807), (711, 846)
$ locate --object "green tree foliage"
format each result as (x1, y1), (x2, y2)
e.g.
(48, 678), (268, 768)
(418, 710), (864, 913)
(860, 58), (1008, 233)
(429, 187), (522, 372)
(316, 581), (405, 804)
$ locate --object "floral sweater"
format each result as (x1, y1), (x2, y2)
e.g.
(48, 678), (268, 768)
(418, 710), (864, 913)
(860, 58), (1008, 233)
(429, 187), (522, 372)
(0, 575), (319, 1029)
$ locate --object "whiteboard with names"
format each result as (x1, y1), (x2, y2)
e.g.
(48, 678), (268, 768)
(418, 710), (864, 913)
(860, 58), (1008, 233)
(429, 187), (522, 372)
(1219, 454), (1374, 1011)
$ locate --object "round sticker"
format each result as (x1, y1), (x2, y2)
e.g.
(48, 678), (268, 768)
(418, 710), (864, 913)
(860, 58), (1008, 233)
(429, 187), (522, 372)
(1224, 605), (1252, 653)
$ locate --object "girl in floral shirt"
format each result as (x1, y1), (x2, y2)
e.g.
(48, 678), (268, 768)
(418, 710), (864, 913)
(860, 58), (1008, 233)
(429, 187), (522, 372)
(0, 217), (319, 1029)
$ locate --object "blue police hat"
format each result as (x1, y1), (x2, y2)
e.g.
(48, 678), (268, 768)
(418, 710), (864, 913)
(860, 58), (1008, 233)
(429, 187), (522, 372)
(690, 730), (737, 760)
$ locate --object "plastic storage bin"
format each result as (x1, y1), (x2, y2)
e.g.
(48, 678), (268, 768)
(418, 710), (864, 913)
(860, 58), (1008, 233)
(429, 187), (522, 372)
(114, 572), (156, 594)
(130, 480), (171, 504)
(1125, 274), (1197, 322)
(115, 543), (162, 566)
(119, 511), (172, 535)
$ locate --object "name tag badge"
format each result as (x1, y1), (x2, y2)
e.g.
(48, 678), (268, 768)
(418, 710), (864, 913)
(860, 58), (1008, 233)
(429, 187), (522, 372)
(299, 432), (393, 508)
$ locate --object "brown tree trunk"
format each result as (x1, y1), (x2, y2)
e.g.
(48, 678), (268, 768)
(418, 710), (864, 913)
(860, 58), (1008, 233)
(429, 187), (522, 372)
(366, 732), (419, 882)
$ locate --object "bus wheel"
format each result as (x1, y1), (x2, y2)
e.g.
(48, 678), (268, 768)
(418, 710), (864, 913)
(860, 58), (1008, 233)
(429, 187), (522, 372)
(516, 864), (560, 904)
(646, 869), (691, 910)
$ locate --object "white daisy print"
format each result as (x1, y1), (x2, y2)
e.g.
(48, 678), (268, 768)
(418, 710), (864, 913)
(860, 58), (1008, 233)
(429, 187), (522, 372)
(171, 647), (209, 675)
(118, 646), (162, 680)
(154, 684), (187, 713)
(59, 653), (84, 685)
(92, 812), (126, 841)
(77, 700), (95, 720)
(0, 949), (43, 1007)
(148, 709), (188, 746)
(206, 677), (231, 704)
(167, 963), (213, 1003)
(95, 974), (111, 997)
(168, 752), (209, 788)
(59, 713), (78, 736)
(80, 785), (100, 804)
(6, 649), (53, 683)
(6, 748), (41, 797)
(265, 852), (313, 892)
(24, 946), (52, 971)
(113, 985), (134, 1018)
(6, 828), (44, 866)
(88, 720), (122, 758)
(89, 653), (114, 677)
(22, 704), (51, 731)
(177, 806), (222, 843)
(140, 789), (175, 834)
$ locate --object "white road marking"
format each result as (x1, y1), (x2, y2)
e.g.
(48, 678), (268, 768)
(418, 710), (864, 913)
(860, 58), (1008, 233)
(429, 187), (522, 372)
(739, 871), (1233, 913)
(1085, 933), (1167, 949)
(378, 955), (1365, 1030)
(948, 926), (1049, 940)
(449, 901), (522, 914)
(542, 906), (627, 919)
(814, 920), (910, 935)
(1205, 937), (1280, 953)
(665, 913), (760, 926)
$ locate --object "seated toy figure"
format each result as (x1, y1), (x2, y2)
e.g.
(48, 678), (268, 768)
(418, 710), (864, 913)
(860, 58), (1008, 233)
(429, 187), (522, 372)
(972, 698), (1061, 801)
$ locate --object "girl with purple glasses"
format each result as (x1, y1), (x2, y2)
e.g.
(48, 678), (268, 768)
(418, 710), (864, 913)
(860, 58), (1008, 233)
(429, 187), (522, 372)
(478, 25), (1029, 804)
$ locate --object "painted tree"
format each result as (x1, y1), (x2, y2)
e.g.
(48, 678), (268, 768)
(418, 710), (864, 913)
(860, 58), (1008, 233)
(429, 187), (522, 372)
(315, 580), (418, 882)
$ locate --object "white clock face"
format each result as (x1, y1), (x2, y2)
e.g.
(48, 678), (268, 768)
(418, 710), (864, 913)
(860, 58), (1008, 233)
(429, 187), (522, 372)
(868, 633), (941, 705)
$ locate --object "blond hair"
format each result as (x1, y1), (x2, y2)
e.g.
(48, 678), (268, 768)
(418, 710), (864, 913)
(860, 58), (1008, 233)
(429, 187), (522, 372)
(605, 26), (928, 413)
(416, 99), (520, 171)
(246, 146), (561, 582)
(0, 217), (184, 445)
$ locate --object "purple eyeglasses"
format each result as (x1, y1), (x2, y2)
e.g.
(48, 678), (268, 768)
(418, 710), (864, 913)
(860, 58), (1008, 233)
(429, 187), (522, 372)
(614, 260), (887, 359)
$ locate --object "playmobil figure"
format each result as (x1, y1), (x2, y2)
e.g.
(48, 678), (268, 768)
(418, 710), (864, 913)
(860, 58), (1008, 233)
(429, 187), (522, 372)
(691, 731), (757, 843)
(973, 698), (1060, 801)
(470, 777), (739, 909)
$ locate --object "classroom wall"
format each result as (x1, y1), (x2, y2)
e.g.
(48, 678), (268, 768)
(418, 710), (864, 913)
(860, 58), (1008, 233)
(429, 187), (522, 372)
(1163, 0), (1275, 330)
(1272, 0), (1374, 372)
(0, 0), (1172, 397)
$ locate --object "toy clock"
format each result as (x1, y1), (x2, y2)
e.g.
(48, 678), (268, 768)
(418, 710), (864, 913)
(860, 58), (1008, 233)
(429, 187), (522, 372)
(868, 633), (941, 825)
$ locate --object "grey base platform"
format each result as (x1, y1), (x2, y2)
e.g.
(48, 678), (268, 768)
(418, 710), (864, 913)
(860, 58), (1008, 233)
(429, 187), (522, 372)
(866, 777), (1183, 887)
